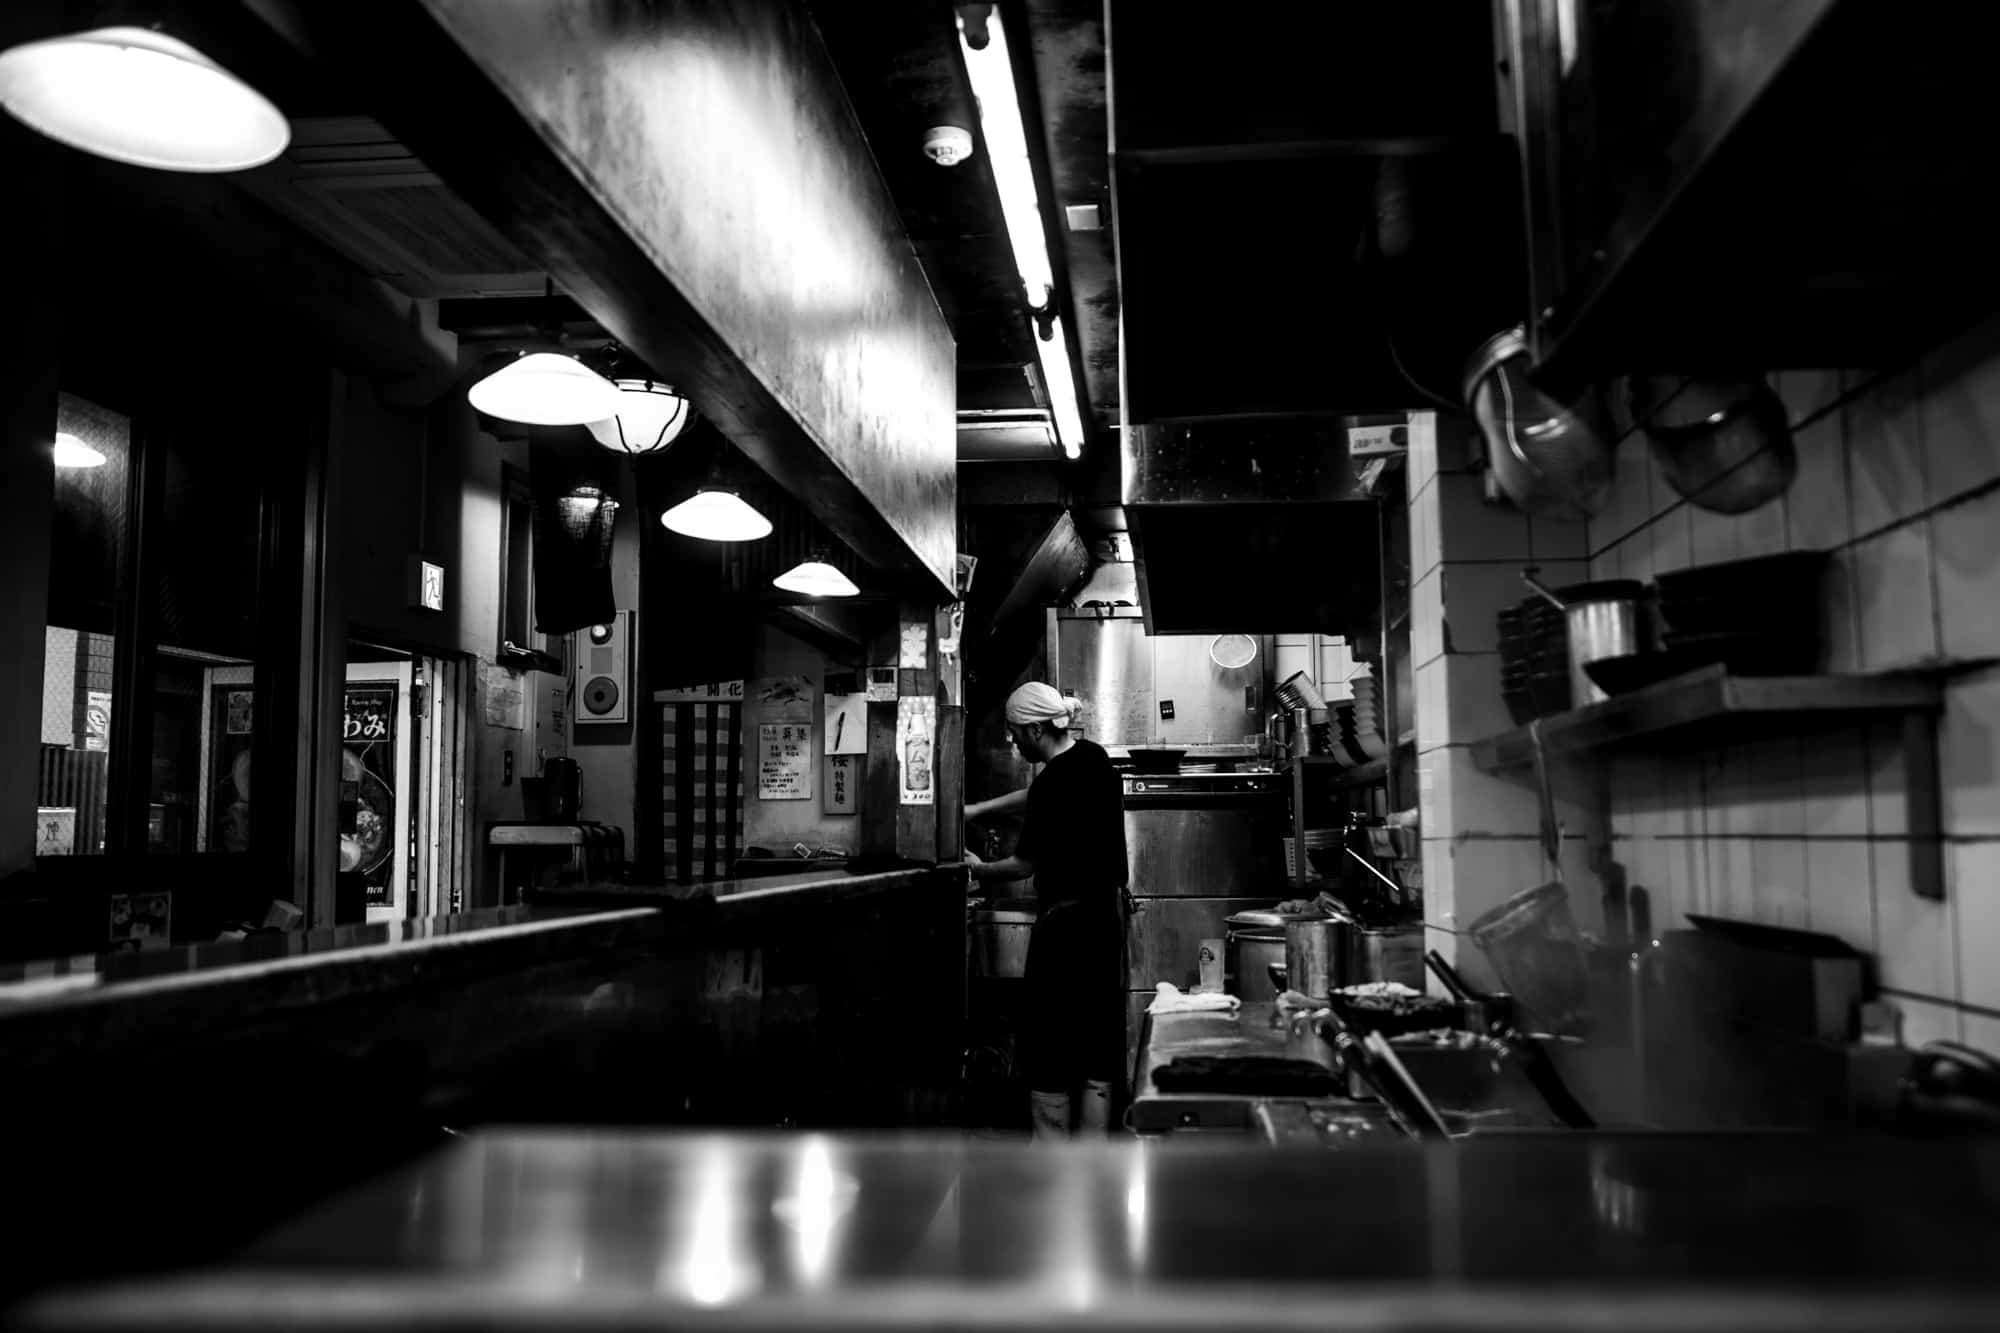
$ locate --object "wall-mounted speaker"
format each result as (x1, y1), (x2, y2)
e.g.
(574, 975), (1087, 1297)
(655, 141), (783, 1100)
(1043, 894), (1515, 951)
(573, 609), (633, 726)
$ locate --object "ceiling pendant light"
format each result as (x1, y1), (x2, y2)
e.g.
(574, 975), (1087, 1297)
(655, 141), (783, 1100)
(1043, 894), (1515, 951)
(467, 352), (623, 427)
(585, 378), (694, 456)
(53, 432), (106, 469)
(0, 27), (289, 172)
(661, 485), (771, 543)
(773, 554), (859, 598)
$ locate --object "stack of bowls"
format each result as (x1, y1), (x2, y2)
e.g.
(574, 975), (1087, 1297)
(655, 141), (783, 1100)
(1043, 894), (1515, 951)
(1497, 594), (1571, 723)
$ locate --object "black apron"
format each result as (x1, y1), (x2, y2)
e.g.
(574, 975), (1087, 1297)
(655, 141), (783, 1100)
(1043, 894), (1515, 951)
(1020, 895), (1125, 1090)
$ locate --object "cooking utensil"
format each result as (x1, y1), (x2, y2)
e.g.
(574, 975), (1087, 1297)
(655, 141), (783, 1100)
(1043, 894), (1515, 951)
(1276, 671), (1327, 712)
(1523, 570), (1654, 707)
(1583, 650), (1707, 696)
(1284, 915), (1346, 1001)
(1466, 881), (1591, 1036)
(1426, 949), (1474, 1002)
(1224, 908), (1290, 1003)
(1463, 325), (1617, 519)
(1530, 720), (1561, 879)
(1630, 374), (1797, 515)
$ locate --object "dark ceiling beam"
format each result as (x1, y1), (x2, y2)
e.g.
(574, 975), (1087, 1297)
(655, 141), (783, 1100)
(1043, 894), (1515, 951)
(958, 462), (1066, 508)
(242, 0), (957, 600)
(99, 163), (458, 405)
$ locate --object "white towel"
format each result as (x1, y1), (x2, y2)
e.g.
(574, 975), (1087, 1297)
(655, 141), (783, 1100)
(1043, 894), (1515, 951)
(1146, 982), (1242, 1015)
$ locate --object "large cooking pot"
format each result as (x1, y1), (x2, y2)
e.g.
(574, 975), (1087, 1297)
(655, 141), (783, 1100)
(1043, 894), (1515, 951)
(1284, 916), (1348, 1002)
(1224, 909), (1289, 1003)
(1523, 571), (1653, 708)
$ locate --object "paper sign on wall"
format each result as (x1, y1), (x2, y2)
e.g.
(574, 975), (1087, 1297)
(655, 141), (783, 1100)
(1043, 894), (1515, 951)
(897, 696), (935, 806)
(825, 693), (867, 755)
(898, 621), (929, 669)
(865, 666), (898, 703)
(758, 723), (813, 800)
(655, 680), (744, 704)
(823, 755), (857, 815)
(755, 675), (814, 721)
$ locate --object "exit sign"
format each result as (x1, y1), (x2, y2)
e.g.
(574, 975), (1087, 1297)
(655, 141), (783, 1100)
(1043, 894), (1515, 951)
(407, 555), (445, 612)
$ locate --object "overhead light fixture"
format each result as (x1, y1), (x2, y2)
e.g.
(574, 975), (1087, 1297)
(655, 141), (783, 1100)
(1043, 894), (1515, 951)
(585, 378), (694, 456)
(53, 432), (106, 469)
(661, 483), (771, 543)
(957, 6), (1088, 461)
(773, 554), (859, 599)
(0, 27), (289, 172)
(467, 352), (623, 427)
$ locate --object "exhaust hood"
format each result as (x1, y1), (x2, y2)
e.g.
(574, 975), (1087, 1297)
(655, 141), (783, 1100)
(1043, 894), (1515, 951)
(1123, 416), (1385, 635)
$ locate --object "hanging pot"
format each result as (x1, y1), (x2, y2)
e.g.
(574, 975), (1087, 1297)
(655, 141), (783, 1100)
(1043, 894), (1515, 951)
(1462, 326), (1617, 520)
(1629, 375), (1796, 515)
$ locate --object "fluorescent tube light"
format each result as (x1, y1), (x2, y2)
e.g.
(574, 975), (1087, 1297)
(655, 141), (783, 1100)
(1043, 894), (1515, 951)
(958, 9), (1087, 459)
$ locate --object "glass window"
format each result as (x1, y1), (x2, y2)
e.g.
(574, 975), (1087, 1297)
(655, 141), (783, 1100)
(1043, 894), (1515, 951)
(37, 393), (131, 857)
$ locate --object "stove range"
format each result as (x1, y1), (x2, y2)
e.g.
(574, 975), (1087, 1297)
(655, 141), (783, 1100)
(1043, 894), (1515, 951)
(1122, 769), (1284, 801)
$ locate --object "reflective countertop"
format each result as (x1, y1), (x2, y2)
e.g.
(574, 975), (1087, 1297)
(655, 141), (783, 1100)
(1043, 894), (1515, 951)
(18, 1129), (2000, 1330)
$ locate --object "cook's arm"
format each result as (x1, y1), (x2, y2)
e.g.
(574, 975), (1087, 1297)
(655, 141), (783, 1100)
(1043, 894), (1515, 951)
(968, 851), (1035, 883)
(965, 788), (1029, 822)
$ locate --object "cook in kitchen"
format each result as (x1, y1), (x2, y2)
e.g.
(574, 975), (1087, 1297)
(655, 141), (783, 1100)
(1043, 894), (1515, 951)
(965, 682), (1128, 1139)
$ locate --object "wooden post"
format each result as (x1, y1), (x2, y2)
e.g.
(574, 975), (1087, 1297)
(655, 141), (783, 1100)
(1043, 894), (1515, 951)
(895, 602), (940, 861)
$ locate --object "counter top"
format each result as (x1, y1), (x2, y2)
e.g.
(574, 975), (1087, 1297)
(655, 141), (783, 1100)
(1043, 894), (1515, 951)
(16, 1127), (2000, 1331)
(0, 866), (962, 1028)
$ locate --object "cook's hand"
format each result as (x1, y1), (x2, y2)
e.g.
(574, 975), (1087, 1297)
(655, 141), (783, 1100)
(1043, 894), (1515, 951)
(963, 849), (984, 866)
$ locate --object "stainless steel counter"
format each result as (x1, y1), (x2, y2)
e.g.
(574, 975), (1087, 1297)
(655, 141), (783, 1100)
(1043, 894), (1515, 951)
(16, 1128), (2000, 1331)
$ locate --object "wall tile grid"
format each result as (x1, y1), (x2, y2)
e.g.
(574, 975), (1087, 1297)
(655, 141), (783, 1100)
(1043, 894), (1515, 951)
(1579, 311), (2000, 1045)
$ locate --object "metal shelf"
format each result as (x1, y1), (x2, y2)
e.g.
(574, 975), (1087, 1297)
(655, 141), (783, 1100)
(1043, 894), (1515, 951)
(1468, 664), (1946, 899)
(1468, 666), (1940, 772)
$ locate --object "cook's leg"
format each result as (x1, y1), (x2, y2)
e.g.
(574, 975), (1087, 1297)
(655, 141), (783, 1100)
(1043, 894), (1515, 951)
(1029, 1090), (1072, 1140)
(1077, 1079), (1112, 1133)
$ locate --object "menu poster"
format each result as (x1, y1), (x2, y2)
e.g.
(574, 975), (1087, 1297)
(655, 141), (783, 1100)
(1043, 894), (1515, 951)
(823, 755), (857, 815)
(758, 723), (813, 800)
(897, 696), (935, 806)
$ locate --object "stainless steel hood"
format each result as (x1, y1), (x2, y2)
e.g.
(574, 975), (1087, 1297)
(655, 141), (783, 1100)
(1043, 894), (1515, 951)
(1123, 416), (1386, 635)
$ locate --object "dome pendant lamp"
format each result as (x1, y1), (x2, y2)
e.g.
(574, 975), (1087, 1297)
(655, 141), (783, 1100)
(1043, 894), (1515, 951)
(0, 27), (289, 172)
(467, 351), (623, 427)
(586, 378), (694, 456)
(773, 554), (859, 598)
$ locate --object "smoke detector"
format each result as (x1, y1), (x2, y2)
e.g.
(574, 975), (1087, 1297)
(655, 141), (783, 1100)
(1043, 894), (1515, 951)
(923, 125), (975, 166)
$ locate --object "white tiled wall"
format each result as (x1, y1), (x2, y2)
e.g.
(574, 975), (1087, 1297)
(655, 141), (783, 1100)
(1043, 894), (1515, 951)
(1409, 413), (1610, 983)
(1584, 309), (2000, 1048)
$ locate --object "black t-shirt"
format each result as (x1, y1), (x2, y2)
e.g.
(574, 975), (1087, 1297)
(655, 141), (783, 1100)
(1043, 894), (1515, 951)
(1017, 738), (1127, 908)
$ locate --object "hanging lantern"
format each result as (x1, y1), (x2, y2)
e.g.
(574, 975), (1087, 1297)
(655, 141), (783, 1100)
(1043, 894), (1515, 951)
(586, 378), (694, 456)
